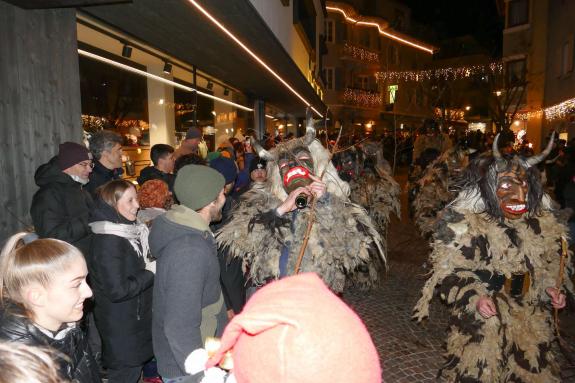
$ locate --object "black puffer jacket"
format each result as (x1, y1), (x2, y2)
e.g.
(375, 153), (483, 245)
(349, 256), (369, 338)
(30, 156), (94, 256)
(137, 166), (175, 191)
(0, 301), (100, 383)
(88, 198), (154, 369)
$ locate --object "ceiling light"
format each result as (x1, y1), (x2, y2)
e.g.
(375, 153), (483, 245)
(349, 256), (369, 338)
(163, 62), (172, 74)
(121, 44), (132, 58)
(265, 114), (275, 119)
(188, 0), (323, 117)
(207, 81), (214, 90)
(78, 49), (253, 112)
(224, 87), (230, 96)
(211, 110), (216, 116)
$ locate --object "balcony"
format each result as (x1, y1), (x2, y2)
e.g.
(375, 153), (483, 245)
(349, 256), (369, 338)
(342, 87), (383, 108)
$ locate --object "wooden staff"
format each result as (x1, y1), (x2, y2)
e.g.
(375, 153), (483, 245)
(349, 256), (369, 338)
(554, 236), (568, 337)
(294, 117), (341, 274)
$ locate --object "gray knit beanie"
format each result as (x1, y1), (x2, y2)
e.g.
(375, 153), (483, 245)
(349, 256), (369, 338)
(174, 165), (225, 210)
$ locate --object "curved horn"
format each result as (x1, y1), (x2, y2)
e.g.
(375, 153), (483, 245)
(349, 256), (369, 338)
(250, 137), (274, 161)
(526, 131), (556, 166)
(304, 107), (316, 146)
(492, 133), (502, 159)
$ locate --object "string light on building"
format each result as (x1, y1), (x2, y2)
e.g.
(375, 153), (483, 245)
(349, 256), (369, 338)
(514, 96), (575, 121)
(326, 2), (435, 54)
(343, 88), (383, 108)
(343, 42), (379, 63)
(375, 62), (503, 83)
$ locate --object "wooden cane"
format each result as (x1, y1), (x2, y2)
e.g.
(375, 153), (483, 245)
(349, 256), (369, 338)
(554, 237), (568, 338)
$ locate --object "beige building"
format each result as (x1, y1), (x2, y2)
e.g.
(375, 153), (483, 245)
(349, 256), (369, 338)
(323, 0), (435, 136)
(502, 0), (575, 149)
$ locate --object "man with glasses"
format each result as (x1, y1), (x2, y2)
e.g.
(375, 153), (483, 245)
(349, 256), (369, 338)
(30, 141), (95, 256)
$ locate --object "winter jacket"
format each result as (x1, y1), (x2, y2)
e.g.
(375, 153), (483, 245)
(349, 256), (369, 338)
(150, 204), (227, 379)
(137, 166), (175, 191)
(30, 156), (94, 256)
(0, 301), (100, 383)
(88, 199), (154, 369)
(85, 160), (122, 199)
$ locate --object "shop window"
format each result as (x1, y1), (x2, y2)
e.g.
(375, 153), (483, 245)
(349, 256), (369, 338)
(325, 19), (334, 43)
(173, 79), (214, 136)
(507, 0), (529, 28)
(79, 55), (149, 146)
(506, 59), (526, 86)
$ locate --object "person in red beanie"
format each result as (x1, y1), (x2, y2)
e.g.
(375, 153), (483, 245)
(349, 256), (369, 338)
(186, 273), (381, 383)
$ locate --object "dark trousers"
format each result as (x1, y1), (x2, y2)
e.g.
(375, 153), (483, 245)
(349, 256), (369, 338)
(107, 365), (142, 383)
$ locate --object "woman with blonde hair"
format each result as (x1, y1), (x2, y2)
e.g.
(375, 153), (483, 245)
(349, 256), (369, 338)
(89, 179), (155, 382)
(0, 233), (99, 382)
(0, 342), (67, 383)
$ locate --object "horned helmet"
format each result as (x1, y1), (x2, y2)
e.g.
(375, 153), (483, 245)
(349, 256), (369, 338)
(250, 108), (350, 200)
(459, 131), (554, 220)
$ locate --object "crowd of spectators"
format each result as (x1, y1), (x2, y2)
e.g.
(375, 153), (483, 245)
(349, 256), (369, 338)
(0, 124), (383, 383)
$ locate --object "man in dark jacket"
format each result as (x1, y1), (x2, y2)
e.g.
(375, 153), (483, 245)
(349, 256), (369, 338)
(86, 130), (123, 198)
(149, 165), (228, 382)
(209, 156), (246, 316)
(30, 142), (94, 256)
(137, 143), (175, 191)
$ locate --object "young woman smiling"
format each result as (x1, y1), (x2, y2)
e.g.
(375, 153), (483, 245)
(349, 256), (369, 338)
(0, 233), (100, 383)
(89, 179), (155, 383)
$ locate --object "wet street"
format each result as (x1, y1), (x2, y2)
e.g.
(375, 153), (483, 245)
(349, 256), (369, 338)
(343, 170), (575, 383)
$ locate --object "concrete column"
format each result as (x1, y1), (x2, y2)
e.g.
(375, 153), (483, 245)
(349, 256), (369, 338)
(146, 62), (176, 147)
(254, 99), (266, 139)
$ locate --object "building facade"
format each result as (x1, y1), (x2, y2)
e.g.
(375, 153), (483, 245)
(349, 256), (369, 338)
(502, 0), (575, 149)
(322, 0), (435, 137)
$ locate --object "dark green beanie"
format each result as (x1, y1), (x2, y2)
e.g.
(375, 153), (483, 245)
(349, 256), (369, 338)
(174, 165), (225, 210)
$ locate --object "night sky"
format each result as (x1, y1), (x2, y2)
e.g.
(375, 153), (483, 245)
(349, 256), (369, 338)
(400, 0), (503, 57)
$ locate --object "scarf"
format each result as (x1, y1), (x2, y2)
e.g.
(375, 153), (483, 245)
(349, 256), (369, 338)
(89, 221), (149, 259)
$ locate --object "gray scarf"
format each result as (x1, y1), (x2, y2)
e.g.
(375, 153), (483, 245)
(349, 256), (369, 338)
(89, 221), (149, 258)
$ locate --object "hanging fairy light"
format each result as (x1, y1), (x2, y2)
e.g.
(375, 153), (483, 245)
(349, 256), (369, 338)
(514, 96), (575, 121)
(375, 62), (503, 83)
(343, 88), (383, 108)
(343, 42), (379, 63)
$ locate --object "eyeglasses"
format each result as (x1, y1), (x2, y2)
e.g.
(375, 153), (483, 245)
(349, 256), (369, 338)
(78, 161), (95, 169)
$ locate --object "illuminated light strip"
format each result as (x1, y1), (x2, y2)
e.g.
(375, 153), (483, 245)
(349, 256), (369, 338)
(78, 49), (253, 112)
(265, 114), (275, 119)
(326, 6), (434, 55)
(188, 0), (323, 118)
(513, 96), (575, 121)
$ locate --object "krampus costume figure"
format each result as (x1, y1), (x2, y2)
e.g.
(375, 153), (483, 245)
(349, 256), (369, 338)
(413, 133), (574, 382)
(335, 141), (400, 236)
(217, 112), (385, 293)
(412, 146), (472, 237)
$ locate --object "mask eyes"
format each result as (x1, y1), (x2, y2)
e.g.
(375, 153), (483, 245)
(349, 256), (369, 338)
(500, 182), (511, 190)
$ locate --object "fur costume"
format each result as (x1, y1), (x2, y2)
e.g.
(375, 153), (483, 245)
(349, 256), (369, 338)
(217, 113), (385, 293)
(335, 142), (401, 236)
(413, 135), (575, 382)
(412, 147), (471, 237)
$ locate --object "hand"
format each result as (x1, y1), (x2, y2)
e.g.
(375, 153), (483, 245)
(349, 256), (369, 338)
(276, 186), (311, 216)
(476, 295), (497, 319)
(307, 174), (327, 200)
(546, 287), (566, 309)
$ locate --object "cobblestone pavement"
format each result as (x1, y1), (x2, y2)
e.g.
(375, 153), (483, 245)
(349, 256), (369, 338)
(343, 170), (575, 383)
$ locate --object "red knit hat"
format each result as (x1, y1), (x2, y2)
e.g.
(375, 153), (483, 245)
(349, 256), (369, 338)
(206, 273), (381, 383)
